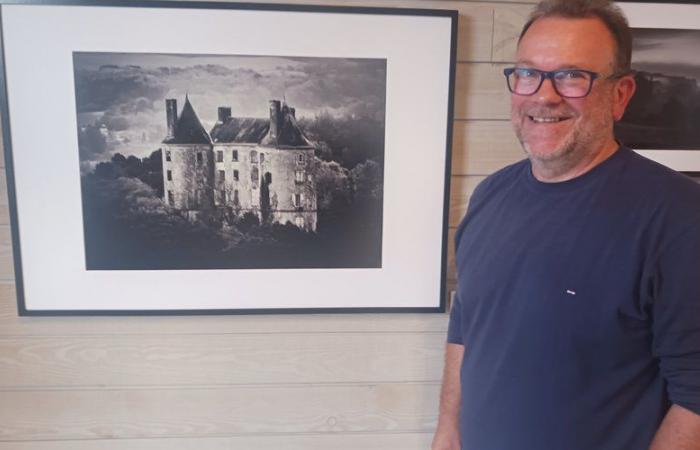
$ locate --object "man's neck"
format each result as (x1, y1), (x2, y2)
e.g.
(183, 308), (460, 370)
(531, 139), (620, 183)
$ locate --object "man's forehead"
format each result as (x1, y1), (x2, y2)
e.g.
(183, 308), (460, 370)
(516, 15), (616, 70)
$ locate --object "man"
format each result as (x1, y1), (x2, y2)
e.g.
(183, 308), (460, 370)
(432, 1), (700, 449)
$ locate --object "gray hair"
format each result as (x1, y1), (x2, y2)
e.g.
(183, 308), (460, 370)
(518, 0), (632, 74)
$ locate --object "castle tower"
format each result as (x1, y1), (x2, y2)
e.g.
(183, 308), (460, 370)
(161, 97), (214, 214)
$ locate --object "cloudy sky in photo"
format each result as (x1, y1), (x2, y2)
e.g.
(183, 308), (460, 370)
(631, 28), (700, 80)
(74, 52), (387, 163)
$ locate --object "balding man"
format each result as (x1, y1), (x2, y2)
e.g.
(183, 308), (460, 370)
(432, 1), (700, 449)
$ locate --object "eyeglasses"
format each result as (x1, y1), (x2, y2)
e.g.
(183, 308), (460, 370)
(503, 67), (621, 98)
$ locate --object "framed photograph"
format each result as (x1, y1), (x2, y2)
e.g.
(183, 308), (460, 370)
(616, 1), (700, 171)
(0, 1), (457, 315)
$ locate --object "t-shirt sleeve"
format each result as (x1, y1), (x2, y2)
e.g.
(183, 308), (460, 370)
(652, 219), (700, 415)
(446, 177), (492, 347)
(447, 291), (463, 345)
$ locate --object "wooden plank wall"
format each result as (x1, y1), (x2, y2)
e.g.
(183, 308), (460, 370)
(0, 0), (532, 448)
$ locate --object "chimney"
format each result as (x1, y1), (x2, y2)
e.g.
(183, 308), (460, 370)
(269, 100), (281, 141)
(166, 99), (177, 139)
(218, 106), (231, 123)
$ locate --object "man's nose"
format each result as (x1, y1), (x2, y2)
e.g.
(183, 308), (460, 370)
(536, 77), (563, 103)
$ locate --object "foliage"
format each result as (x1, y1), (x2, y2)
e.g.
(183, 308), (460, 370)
(81, 173), (382, 270)
(94, 149), (163, 197)
(299, 111), (384, 169)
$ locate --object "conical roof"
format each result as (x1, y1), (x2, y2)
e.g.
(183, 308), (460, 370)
(163, 96), (211, 145)
(260, 104), (314, 147)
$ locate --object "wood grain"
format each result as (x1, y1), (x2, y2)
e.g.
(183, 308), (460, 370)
(0, 383), (440, 441)
(0, 226), (12, 282)
(0, 432), (434, 450)
(492, 3), (533, 62)
(451, 120), (524, 176)
(454, 63), (510, 120)
(0, 333), (445, 387)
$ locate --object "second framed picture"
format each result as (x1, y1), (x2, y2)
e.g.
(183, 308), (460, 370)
(616, 1), (700, 171)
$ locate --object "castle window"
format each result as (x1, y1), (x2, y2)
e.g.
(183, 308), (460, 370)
(295, 170), (305, 183)
(167, 170), (172, 181)
(293, 193), (303, 208)
(297, 154), (305, 164)
(216, 150), (223, 163)
(165, 151), (172, 162)
(264, 172), (272, 184)
(218, 170), (225, 182)
(233, 170), (239, 181)
(260, 153), (265, 163)
(233, 189), (239, 205)
(250, 151), (258, 163)
(197, 152), (203, 164)
(295, 216), (305, 228)
(232, 150), (238, 161)
(195, 190), (203, 207)
(167, 190), (174, 206)
(251, 166), (259, 188)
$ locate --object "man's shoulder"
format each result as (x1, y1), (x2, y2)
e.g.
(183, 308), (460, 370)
(617, 148), (700, 206)
(471, 158), (529, 202)
(615, 148), (700, 241)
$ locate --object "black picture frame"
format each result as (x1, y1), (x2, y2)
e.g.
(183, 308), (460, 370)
(0, 0), (458, 315)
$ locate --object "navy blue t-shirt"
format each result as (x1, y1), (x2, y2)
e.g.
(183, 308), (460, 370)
(448, 147), (700, 450)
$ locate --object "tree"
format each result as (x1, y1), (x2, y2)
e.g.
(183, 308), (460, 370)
(350, 159), (383, 201)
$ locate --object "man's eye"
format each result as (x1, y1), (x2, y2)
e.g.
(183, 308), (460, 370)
(515, 68), (538, 79)
(558, 70), (586, 80)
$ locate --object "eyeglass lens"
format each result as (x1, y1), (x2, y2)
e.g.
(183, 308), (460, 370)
(508, 69), (593, 98)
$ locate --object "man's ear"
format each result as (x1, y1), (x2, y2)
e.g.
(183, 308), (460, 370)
(612, 75), (637, 121)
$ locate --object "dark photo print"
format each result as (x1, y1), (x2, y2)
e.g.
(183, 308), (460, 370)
(615, 28), (700, 150)
(74, 53), (387, 270)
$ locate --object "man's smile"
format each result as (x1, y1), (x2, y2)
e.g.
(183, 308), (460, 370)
(528, 115), (572, 124)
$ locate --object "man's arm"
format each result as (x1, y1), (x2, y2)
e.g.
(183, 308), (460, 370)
(431, 343), (464, 450)
(649, 404), (700, 450)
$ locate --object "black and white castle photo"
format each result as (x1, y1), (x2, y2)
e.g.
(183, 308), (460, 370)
(615, 28), (700, 150)
(75, 53), (387, 270)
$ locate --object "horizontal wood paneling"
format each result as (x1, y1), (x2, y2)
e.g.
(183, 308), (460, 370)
(492, 3), (532, 62)
(0, 383), (440, 441)
(0, 172), (8, 226)
(454, 63), (510, 120)
(0, 225), (12, 282)
(451, 120), (523, 176)
(0, 333), (445, 387)
(0, 432), (434, 450)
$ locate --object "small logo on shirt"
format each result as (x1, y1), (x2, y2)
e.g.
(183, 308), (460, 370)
(565, 289), (577, 296)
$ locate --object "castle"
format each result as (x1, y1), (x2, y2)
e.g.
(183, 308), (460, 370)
(161, 96), (317, 231)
